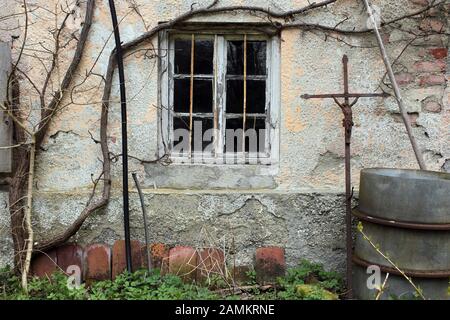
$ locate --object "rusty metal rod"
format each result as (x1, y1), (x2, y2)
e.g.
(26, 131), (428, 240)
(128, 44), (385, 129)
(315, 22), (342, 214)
(342, 55), (353, 300)
(300, 55), (390, 299)
(302, 93), (388, 99)
(132, 173), (152, 272)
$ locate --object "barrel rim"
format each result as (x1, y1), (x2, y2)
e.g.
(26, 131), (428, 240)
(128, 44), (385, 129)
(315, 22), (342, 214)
(353, 255), (450, 278)
(353, 208), (450, 230)
(361, 168), (450, 181)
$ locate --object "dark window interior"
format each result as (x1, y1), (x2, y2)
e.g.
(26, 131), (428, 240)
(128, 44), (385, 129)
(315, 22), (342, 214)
(172, 36), (268, 156)
(225, 40), (267, 154)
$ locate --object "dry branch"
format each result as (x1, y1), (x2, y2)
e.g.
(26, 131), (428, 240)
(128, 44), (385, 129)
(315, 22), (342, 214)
(4, 0), (444, 274)
(7, 0), (96, 272)
(33, 0), (102, 252)
(363, 0), (426, 170)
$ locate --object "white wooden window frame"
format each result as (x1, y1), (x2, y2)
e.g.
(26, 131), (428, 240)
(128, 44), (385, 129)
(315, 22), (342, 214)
(158, 29), (280, 165)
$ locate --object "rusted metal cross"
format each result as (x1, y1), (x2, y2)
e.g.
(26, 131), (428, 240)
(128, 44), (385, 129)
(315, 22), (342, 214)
(301, 55), (388, 299)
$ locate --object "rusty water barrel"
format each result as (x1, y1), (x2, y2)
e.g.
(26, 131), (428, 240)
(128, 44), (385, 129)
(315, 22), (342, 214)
(353, 168), (450, 300)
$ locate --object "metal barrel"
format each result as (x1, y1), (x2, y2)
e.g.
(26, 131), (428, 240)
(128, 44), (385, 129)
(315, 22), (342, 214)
(352, 168), (450, 300)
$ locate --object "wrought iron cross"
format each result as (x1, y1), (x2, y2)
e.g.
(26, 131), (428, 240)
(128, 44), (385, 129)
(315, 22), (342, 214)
(301, 55), (388, 299)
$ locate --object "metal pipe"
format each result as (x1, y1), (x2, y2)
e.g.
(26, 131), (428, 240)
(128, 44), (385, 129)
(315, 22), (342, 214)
(302, 93), (389, 99)
(108, 0), (132, 273)
(132, 173), (152, 271)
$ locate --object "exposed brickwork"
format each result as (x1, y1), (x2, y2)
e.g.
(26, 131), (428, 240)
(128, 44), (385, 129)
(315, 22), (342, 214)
(393, 113), (420, 126)
(168, 246), (198, 282)
(410, 0), (429, 6)
(419, 74), (446, 86)
(197, 248), (225, 283)
(31, 249), (58, 278)
(395, 72), (414, 85)
(29, 243), (294, 286)
(232, 265), (252, 285)
(423, 100), (442, 113)
(429, 48), (448, 60)
(420, 18), (444, 33)
(111, 240), (144, 279)
(255, 247), (286, 284)
(56, 244), (83, 278)
(150, 243), (170, 273)
(85, 244), (111, 284)
(413, 60), (446, 73)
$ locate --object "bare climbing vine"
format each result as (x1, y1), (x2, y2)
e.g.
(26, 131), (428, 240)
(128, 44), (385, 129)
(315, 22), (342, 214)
(0, 0), (447, 293)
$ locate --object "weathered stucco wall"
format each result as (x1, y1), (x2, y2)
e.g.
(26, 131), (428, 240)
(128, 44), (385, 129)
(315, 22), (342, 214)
(0, 0), (449, 272)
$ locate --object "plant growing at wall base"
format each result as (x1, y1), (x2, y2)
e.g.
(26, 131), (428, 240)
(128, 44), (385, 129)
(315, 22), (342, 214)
(1, 260), (345, 300)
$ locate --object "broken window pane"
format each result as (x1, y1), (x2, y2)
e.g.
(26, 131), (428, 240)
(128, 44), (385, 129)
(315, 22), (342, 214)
(227, 40), (266, 75)
(225, 117), (266, 153)
(174, 79), (213, 113)
(226, 80), (266, 114)
(174, 39), (213, 75)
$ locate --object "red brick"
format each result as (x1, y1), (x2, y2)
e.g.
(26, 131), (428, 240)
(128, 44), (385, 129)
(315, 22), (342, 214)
(417, 48), (427, 58)
(393, 113), (419, 126)
(420, 18), (444, 32)
(85, 244), (111, 284)
(56, 244), (83, 277)
(413, 60), (446, 73)
(381, 32), (390, 44)
(140, 244), (151, 271)
(197, 248), (225, 282)
(255, 247), (286, 284)
(419, 74), (446, 86)
(150, 243), (169, 273)
(408, 113), (420, 126)
(232, 265), (252, 285)
(112, 240), (144, 278)
(395, 72), (414, 85)
(410, 0), (429, 6)
(31, 249), (58, 278)
(168, 246), (198, 282)
(423, 100), (442, 113)
(429, 48), (448, 60)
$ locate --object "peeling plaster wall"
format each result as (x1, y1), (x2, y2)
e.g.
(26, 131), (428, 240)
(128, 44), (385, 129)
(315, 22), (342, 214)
(0, 0), (449, 271)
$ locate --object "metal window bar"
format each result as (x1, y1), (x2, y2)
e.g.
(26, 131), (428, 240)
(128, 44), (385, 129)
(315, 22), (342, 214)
(213, 34), (219, 158)
(188, 33), (195, 157)
(169, 33), (272, 161)
(242, 34), (247, 156)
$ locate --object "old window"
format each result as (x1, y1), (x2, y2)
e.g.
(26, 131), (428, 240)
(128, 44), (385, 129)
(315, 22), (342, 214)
(159, 30), (280, 164)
